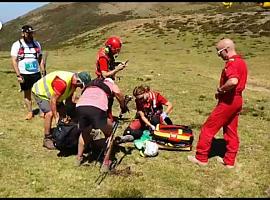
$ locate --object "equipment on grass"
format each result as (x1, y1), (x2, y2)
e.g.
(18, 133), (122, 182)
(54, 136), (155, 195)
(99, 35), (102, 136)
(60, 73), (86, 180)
(95, 95), (132, 185)
(152, 124), (194, 151)
(52, 121), (80, 151)
(143, 140), (159, 157)
(99, 95), (133, 171)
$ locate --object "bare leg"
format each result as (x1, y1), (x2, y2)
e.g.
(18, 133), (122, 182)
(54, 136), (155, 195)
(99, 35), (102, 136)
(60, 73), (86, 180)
(24, 89), (33, 120)
(100, 118), (114, 171)
(43, 111), (56, 150)
(44, 111), (53, 136)
(100, 118), (113, 138)
(77, 125), (93, 161)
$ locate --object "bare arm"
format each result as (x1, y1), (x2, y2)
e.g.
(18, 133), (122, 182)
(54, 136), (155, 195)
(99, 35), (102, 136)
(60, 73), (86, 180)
(215, 77), (238, 98)
(50, 93), (61, 121)
(38, 55), (46, 76)
(101, 60), (128, 78)
(219, 78), (238, 92)
(137, 111), (153, 128)
(114, 91), (127, 112)
(11, 56), (20, 76)
(11, 56), (24, 83)
(164, 101), (173, 115)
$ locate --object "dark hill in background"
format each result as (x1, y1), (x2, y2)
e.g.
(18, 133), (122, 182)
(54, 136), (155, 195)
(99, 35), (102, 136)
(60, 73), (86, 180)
(0, 2), (269, 51)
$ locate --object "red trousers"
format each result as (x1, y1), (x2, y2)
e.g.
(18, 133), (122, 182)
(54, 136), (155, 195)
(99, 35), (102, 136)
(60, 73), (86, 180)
(195, 96), (243, 166)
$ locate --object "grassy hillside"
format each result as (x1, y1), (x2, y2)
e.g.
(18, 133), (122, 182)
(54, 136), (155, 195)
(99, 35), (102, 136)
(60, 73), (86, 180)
(0, 2), (269, 198)
(0, 2), (213, 50)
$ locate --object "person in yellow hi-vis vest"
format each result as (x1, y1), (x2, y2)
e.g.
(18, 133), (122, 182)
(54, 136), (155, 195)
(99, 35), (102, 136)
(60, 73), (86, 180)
(32, 70), (91, 150)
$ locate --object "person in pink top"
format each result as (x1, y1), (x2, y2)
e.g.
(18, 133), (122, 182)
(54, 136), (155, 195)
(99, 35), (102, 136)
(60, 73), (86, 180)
(75, 78), (128, 166)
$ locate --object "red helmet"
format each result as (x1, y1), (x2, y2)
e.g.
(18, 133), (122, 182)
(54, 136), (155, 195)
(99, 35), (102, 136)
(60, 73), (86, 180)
(105, 36), (122, 55)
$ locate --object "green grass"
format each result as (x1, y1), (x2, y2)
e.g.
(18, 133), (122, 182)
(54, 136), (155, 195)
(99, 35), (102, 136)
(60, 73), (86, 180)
(0, 8), (270, 198)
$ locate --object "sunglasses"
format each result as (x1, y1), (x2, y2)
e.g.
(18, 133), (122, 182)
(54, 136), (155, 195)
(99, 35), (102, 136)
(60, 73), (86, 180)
(217, 47), (228, 55)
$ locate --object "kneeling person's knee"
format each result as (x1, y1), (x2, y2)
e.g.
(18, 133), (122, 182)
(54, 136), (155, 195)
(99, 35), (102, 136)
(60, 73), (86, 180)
(124, 126), (143, 140)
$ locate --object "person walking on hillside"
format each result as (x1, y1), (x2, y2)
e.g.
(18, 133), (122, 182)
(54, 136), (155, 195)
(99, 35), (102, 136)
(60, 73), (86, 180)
(11, 25), (46, 120)
(75, 77), (128, 167)
(95, 36), (128, 120)
(32, 70), (91, 150)
(116, 84), (173, 143)
(188, 38), (248, 169)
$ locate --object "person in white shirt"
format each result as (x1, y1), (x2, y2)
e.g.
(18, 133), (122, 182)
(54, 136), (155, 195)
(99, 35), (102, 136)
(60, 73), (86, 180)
(11, 25), (46, 120)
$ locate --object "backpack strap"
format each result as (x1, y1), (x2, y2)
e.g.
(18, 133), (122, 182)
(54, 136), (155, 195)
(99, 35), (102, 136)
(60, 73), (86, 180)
(31, 40), (39, 59)
(149, 91), (157, 109)
(17, 39), (40, 60)
(17, 39), (25, 61)
(18, 39), (24, 48)
(82, 78), (113, 98)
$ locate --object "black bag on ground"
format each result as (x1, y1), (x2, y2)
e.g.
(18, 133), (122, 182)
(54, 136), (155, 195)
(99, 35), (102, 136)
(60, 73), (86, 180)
(52, 121), (81, 151)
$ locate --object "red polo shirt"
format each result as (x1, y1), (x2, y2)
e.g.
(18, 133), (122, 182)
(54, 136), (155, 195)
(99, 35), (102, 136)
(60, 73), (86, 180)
(219, 55), (248, 101)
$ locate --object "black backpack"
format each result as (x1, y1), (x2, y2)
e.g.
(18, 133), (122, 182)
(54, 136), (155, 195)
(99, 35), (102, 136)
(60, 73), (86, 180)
(52, 121), (81, 151)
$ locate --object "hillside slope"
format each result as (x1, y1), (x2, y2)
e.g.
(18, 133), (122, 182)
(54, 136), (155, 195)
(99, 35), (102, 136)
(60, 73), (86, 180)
(0, 2), (218, 50)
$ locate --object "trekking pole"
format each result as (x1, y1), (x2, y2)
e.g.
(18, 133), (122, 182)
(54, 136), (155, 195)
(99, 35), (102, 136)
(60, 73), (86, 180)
(97, 95), (132, 170)
(42, 51), (48, 76)
(95, 95), (132, 185)
(94, 116), (119, 166)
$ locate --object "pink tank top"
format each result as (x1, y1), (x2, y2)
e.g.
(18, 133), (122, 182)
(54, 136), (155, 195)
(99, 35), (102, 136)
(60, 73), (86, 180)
(76, 78), (120, 111)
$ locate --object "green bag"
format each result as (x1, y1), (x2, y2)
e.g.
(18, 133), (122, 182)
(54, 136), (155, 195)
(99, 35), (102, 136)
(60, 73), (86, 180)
(134, 130), (154, 157)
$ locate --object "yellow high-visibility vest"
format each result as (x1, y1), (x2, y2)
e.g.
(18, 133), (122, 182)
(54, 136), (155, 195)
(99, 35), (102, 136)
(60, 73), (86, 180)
(32, 71), (75, 102)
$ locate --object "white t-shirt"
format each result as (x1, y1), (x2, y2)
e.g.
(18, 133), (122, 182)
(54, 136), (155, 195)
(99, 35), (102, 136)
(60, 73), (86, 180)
(10, 39), (42, 74)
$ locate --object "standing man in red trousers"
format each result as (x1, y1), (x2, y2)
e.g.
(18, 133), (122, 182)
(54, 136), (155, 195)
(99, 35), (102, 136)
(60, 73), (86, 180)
(188, 38), (248, 169)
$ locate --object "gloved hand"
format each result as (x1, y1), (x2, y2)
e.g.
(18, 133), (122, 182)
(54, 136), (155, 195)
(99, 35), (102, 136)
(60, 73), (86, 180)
(150, 125), (156, 131)
(160, 112), (168, 120)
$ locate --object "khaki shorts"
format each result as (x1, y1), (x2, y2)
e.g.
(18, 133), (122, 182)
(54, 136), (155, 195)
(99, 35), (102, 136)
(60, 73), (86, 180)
(33, 94), (64, 113)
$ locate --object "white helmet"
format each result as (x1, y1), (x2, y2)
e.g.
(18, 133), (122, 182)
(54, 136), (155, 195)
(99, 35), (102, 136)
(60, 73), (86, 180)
(144, 141), (159, 157)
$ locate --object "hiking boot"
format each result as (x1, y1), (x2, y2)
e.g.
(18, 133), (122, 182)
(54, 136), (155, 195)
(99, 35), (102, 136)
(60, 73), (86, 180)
(43, 138), (56, 150)
(114, 136), (123, 145)
(121, 135), (134, 142)
(216, 156), (235, 169)
(100, 160), (112, 173)
(25, 112), (33, 120)
(187, 155), (208, 166)
(114, 135), (134, 145)
(75, 156), (84, 167)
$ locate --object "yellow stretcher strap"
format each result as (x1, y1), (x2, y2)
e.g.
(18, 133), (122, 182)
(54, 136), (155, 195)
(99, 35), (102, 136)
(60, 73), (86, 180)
(154, 131), (191, 141)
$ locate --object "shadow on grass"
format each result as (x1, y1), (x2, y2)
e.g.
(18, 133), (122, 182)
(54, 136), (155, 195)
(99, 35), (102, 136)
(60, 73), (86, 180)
(55, 137), (135, 169)
(208, 138), (226, 158)
(32, 108), (41, 116)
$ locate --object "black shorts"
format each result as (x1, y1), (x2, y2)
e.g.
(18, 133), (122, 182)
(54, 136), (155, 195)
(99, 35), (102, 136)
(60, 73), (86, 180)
(20, 72), (41, 91)
(76, 106), (108, 130)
